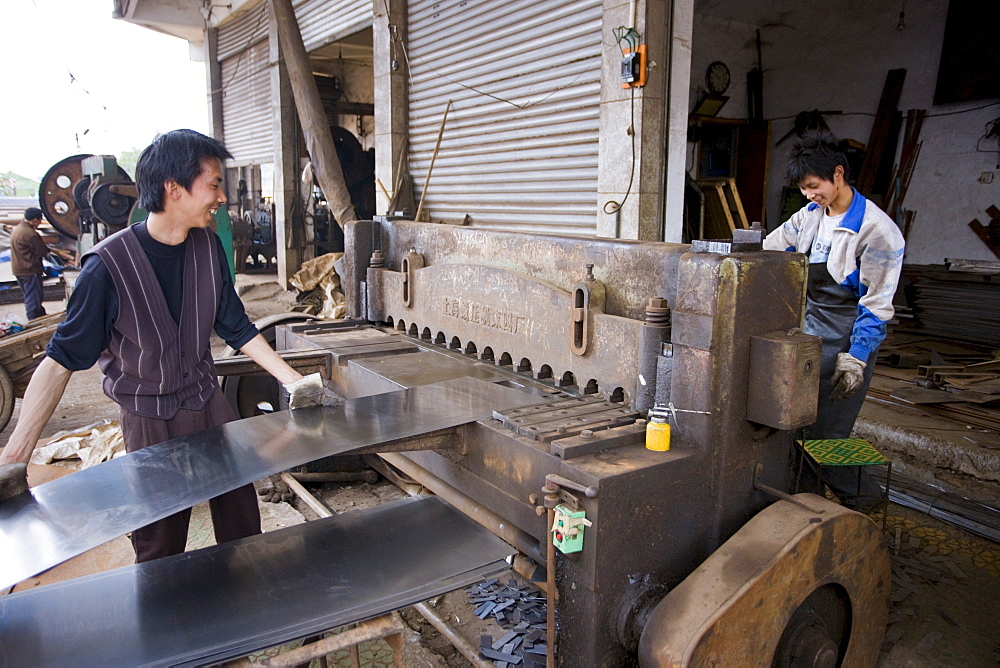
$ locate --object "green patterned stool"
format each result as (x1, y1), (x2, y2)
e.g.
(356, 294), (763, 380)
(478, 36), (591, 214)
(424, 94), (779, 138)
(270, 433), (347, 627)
(795, 438), (892, 529)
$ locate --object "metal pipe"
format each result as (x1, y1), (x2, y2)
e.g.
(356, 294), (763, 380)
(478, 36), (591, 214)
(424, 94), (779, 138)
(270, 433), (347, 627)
(413, 602), (494, 668)
(546, 507), (556, 668)
(380, 452), (545, 565)
(228, 614), (404, 667)
(291, 471), (379, 484)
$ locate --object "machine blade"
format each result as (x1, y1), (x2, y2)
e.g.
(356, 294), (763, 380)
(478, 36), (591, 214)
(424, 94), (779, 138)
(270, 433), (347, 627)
(0, 496), (512, 667)
(0, 377), (546, 590)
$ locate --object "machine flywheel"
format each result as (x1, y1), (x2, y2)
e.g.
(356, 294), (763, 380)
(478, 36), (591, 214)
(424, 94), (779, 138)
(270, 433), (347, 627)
(638, 494), (891, 667)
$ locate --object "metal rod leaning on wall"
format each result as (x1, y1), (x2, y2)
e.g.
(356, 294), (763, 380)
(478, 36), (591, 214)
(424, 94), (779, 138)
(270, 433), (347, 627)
(269, 0), (357, 229)
(414, 100), (452, 222)
(278, 467), (493, 668)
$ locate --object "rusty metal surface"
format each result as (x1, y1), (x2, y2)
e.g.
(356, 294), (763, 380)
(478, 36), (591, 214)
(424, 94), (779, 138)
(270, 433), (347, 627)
(312, 224), (873, 665)
(747, 329), (822, 429)
(367, 261), (645, 404)
(344, 219), (687, 322)
(638, 495), (891, 667)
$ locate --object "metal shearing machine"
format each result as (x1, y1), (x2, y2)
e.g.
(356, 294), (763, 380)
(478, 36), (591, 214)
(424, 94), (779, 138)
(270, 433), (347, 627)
(0, 218), (891, 667)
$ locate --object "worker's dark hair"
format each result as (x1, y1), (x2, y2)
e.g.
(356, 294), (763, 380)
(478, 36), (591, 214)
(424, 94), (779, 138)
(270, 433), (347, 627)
(786, 130), (849, 186)
(135, 129), (232, 213)
(23, 207), (43, 221)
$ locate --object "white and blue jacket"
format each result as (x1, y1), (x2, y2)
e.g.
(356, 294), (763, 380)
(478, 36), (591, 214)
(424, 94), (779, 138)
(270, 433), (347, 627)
(763, 189), (905, 362)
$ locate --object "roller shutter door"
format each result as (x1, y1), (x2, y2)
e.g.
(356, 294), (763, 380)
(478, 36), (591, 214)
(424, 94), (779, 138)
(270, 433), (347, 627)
(218, 4), (273, 164)
(406, 0), (602, 235)
(295, 0), (372, 50)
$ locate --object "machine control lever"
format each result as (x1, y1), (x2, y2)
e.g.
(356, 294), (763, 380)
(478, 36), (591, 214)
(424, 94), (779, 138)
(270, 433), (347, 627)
(752, 463), (824, 515)
(543, 474), (598, 510)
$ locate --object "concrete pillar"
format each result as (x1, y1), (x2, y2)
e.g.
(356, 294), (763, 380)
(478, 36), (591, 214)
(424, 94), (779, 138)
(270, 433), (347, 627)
(597, 0), (669, 240)
(269, 18), (303, 287)
(373, 0), (409, 217)
(663, 0), (694, 243)
(205, 28), (225, 141)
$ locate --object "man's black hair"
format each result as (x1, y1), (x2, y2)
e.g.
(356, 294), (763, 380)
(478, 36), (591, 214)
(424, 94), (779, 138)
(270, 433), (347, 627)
(23, 207), (43, 222)
(786, 130), (849, 186)
(135, 129), (232, 213)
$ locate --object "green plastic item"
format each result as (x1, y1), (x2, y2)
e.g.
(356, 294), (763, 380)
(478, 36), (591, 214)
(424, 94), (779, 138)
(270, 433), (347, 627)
(213, 207), (236, 281)
(552, 504), (592, 554)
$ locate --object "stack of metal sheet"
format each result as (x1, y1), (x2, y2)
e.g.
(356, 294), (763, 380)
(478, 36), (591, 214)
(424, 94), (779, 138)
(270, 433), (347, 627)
(0, 497), (513, 666)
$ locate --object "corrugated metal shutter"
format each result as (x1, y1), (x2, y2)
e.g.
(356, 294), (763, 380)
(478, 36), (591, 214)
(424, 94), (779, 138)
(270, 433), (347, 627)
(295, 0), (372, 51)
(406, 0), (602, 235)
(218, 4), (273, 164)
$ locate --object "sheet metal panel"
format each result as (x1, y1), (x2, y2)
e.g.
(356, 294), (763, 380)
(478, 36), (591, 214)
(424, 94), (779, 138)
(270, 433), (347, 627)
(406, 0), (602, 234)
(0, 496), (511, 667)
(0, 378), (546, 590)
(295, 0), (372, 51)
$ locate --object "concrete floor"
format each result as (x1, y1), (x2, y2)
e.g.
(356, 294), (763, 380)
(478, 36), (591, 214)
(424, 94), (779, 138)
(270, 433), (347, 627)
(2, 274), (998, 666)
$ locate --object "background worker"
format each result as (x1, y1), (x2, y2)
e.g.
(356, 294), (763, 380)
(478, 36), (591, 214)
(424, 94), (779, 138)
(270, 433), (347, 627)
(10, 207), (51, 320)
(764, 130), (905, 510)
(0, 129), (337, 562)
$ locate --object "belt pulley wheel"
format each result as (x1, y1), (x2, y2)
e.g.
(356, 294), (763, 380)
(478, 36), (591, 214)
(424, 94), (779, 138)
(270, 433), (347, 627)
(91, 183), (134, 227)
(39, 154), (88, 239)
(39, 155), (136, 239)
(220, 313), (318, 418)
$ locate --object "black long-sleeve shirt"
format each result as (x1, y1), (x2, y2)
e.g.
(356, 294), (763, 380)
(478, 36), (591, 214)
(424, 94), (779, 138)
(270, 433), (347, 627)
(47, 222), (258, 371)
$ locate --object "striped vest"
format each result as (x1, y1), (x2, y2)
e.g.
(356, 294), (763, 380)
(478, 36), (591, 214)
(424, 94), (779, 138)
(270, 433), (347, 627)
(88, 226), (222, 419)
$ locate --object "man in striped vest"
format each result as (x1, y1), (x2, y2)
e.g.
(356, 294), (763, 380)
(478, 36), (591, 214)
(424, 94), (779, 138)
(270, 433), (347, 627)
(0, 130), (337, 562)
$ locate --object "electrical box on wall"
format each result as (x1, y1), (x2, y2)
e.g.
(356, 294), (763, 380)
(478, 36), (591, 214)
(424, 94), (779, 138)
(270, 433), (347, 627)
(621, 44), (647, 88)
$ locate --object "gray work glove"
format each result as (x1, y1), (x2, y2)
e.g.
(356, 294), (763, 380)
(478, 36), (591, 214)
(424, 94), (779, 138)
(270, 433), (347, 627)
(283, 373), (342, 409)
(830, 352), (866, 402)
(0, 463), (29, 501)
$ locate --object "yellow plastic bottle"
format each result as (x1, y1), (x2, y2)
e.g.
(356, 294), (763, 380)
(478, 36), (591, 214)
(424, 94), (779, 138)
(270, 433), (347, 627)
(645, 407), (671, 451)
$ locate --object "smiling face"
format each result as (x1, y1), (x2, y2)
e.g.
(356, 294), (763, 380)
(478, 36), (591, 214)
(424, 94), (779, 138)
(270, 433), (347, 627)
(169, 158), (226, 228)
(798, 164), (851, 214)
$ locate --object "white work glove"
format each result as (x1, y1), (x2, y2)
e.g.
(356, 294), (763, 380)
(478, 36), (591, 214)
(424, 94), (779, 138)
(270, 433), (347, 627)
(283, 373), (342, 409)
(0, 463), (29, 501)
(830, 352), (866, 402)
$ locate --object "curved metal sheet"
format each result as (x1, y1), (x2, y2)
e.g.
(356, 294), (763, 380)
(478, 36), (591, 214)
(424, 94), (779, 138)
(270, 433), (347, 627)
(0, 377), (546, 590)
(0, 496), (512, 667)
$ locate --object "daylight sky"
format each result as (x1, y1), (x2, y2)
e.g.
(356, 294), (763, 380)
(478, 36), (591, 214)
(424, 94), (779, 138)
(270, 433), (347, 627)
(1, 0), (208, 180)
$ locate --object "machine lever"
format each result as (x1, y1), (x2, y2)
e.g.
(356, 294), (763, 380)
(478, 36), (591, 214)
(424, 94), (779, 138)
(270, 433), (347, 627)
(752, 463), (824, 514)
(544, 474), (598, 501)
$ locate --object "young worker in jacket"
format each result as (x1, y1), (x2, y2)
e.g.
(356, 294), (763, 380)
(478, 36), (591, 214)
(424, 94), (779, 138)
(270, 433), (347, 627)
(763, 130), (905, 510)
(0, 129), (338, 562)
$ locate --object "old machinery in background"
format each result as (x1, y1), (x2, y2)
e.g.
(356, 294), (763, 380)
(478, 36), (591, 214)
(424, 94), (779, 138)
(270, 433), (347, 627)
(38, 154), (141, 255)
(309, 126), (375, 256)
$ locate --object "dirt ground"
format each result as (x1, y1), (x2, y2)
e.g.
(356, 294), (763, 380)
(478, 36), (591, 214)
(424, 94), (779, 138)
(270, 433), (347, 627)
(3, 277), (998, 667)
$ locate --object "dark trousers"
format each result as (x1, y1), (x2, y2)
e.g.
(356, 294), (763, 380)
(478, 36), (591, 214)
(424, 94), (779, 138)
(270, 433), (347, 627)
(15, 274), (46, 320)
(120, 389), (261, 563)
